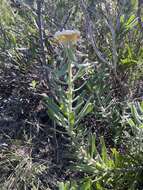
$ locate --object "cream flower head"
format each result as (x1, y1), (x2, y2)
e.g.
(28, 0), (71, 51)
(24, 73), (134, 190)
(54, 29), (80, 43)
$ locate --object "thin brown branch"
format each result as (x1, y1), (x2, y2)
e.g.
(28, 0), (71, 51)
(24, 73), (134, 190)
(36, 0), (52, 82)
(36, 0), (46, 65)
(137, 0), (143, 30)
(79, 0), (109, 65)
(80, 0), (122, 85)
(105, 18), (118, 72)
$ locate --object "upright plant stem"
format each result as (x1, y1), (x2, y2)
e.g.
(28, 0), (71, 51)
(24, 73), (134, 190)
(68, 60), (73, 115)
(65, 45), (74, 134)
(68, 48), (73, 133)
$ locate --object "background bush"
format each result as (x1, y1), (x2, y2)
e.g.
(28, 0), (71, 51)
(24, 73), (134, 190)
(0, 0), (143, 189)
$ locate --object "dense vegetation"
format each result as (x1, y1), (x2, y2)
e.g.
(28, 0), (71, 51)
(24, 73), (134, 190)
(0, 0), (143, 189)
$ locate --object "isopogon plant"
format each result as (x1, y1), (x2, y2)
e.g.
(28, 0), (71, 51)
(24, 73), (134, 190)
(43, 29), (93, 137)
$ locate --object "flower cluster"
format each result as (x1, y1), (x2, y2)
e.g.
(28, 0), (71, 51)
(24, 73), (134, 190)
(54, 29), (80, 43)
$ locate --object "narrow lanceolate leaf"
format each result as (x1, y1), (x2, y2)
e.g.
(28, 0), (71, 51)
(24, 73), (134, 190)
(56, 63), (68, 77)
(80, 178), (92, 190)
(127, 118), (136, 127)
(131, 104), (143, 125)
(72, 95), (81, 103)
(75, 97), (93, 126)
(73, 68), (86, 81)
(125, 14), (138, 29)
(69, 111), (75, 127)
(73, 81), (87, 92)
(73, 100), (84, 112)
(44, 97), (68, 127)
(59, 182), (65, 190)
(141, 101), (143, 110)
(100, 136), (108, 164)
(136, 101), (143, 115)
(111, 148), (122, 168)
(89, 134), (97, 159)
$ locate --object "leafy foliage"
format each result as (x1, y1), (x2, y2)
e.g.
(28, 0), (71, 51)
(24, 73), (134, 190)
(0, 0), (143, 190)
(59, 102), (143, 190)
(44, 46), (93, 136)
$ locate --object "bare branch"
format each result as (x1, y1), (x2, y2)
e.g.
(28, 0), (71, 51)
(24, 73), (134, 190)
(60, 8), (73, 31)
(79, 0), (109, 65)
(105, 18), (118, 71)
(36, 0), (46, 65)
(137, 0), (143, 30)
(36, 0), (52, 82)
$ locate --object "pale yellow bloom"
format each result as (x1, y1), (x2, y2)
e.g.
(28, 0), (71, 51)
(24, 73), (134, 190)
(54, 29), (80, 43)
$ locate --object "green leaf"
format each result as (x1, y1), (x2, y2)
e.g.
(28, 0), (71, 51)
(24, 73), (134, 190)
(75, 97), (93, 125)
(44, 97), (68, 127)
(127, 118), (136, 127)
(80, 178), (92, 190)
(111, 148), (122, 167)
(74, 100), (84, 113)
(96, 182), (104, 190)
(131, 104), (143, 125)
(100, 137), (108, 164)
(73, 68), (86, 81)
(120, 15), (125, 24)
(59, 182), (66, 190)
(126, 15), (136, 26)
(56, 63), (68, 77)
(74, 81), (87, 92)
(69, 111), (75, 127)
(141, 101), (143, 110)
(30, 80), (37, 89)
(88, 134), (97, 159)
